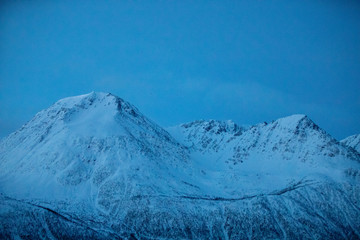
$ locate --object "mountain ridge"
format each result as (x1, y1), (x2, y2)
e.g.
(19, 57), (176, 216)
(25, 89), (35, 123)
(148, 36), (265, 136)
(1, 92), (360, 239)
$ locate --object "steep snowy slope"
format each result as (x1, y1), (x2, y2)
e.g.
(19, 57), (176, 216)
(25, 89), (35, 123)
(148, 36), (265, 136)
(342, 134), (360, 152)
(1, 93), (360, 239)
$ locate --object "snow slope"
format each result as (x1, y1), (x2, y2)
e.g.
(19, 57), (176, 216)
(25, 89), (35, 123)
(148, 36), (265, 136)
(341, 134), (360, 153)
(1, 92), (360, 239)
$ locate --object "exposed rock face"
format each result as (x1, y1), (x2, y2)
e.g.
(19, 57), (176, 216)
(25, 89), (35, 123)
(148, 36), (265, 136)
(1, 92), (359, 239)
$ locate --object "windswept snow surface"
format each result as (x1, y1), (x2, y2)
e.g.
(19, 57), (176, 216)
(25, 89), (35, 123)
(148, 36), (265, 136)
(1, 92), (360, 239)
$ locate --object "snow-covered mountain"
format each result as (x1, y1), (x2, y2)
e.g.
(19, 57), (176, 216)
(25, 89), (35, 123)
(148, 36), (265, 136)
(0, 92), (195, 207)
(341, 134), (360, 153)
(1, 92), (360, 239)
(167, 115), (360, 196)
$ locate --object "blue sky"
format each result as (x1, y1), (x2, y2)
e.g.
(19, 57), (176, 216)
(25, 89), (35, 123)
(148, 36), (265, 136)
(0, 0), (359, 140)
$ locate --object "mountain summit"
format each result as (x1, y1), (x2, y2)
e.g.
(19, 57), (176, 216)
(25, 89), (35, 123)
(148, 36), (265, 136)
(342, 134), (360, 153)
(1, 92), (360, 239)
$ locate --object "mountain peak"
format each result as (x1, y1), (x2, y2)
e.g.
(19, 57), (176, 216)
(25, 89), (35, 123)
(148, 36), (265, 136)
(54, 92), (128, 110)
(270, 114), (324, 134)
(48, 92), (142, 123)
(55, 91), (107, 107)
(5, 92), (171, 144)
(274, 114), (307, 127)
(341, 134), (360, 152)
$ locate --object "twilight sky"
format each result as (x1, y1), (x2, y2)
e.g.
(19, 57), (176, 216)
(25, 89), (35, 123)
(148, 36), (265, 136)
(0, 0), (359, 140)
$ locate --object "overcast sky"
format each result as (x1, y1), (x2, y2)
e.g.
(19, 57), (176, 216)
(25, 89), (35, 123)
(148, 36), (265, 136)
(1, 0), (359, 140)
